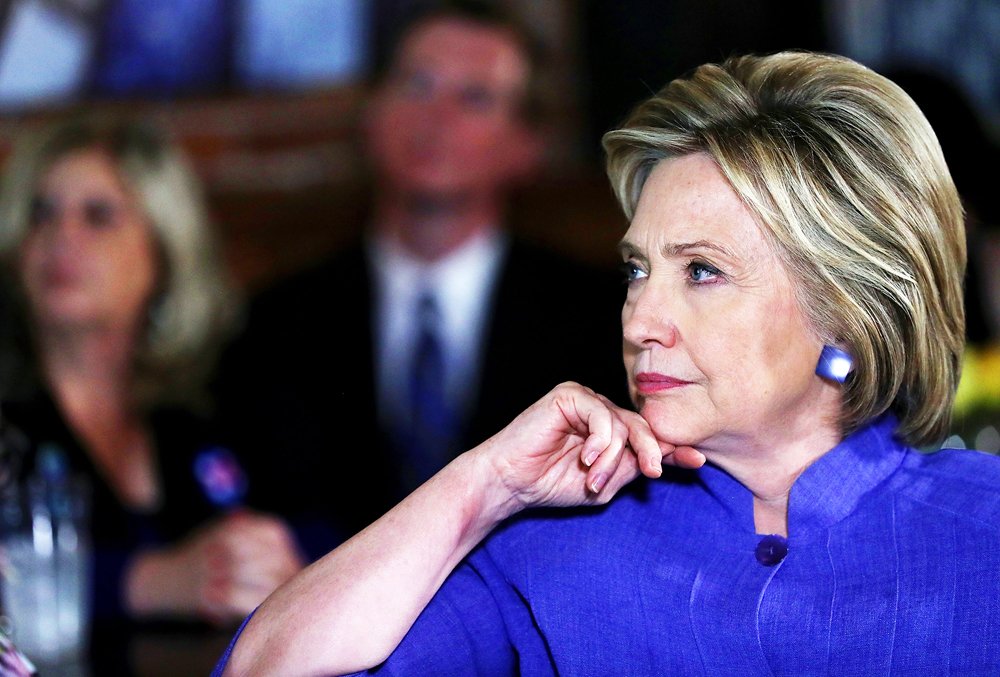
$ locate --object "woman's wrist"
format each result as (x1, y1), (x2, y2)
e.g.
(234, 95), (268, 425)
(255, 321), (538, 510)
(452, 443), (524, 541)
(124, 548), (167, 616)
(124, 546), (192, 617)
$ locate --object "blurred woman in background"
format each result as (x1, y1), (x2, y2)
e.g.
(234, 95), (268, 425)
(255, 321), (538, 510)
(0, 116), (304, 632)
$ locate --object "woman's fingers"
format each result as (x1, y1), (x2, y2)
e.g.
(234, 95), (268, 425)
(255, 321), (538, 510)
(196, 513), (304, 623)
(589, 392), (706, 472)
(573, 390), (707, 491)
(578, 393), (637, 466)
(662, 444), (706, 469)
(583, 414), (631, 493)
(591, 449), (642, 500)
(620, 410), (667, 478)
(497, 382), (705, 510)
(587, 395), (671, 478)
(204, 548), (302, 621)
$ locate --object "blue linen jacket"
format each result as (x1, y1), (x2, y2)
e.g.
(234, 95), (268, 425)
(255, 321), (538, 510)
(215, 414), (1000, 675)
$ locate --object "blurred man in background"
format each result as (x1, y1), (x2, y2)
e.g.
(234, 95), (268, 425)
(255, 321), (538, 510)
(214, 0), (627, 549)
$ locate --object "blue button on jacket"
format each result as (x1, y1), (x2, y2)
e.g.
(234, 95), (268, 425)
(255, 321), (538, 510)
(215, 415), (1000, 675)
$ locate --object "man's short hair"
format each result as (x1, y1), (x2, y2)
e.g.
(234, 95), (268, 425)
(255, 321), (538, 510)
(370, 0), (547, 124)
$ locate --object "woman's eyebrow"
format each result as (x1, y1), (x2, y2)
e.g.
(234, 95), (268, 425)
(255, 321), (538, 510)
(618, 238), (740, 262)
(616, 239), (642, 259)
(663, 240), (737, 259)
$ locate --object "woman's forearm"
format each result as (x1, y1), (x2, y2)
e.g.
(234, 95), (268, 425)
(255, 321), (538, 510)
(220, 382), (699, 676)
(223, 444), (515, 676)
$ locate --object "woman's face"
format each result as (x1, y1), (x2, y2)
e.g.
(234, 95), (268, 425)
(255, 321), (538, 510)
(620, 153), (837, 454)
(19, 148), (159, 333)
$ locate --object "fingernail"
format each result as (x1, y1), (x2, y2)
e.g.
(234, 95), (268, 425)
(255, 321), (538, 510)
(649, 461), (663, 478)
(589, 473), (607, 493)
(582, 448), (599, 467)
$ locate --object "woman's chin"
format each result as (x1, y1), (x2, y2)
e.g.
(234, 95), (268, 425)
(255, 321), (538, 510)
(31, 300), (106, 333)
(638, 400), (706, 449)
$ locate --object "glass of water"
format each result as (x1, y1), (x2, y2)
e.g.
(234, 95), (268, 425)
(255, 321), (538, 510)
(0, 474), (92, 670)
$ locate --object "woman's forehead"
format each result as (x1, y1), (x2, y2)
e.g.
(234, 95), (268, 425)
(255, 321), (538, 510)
(622, 155), (772, 262)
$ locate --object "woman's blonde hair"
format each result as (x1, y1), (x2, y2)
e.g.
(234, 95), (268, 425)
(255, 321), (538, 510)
(0, 114), (240, 411)
(603, 51), (966, 447)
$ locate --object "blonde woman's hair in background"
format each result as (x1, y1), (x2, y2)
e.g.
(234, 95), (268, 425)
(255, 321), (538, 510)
(0, 114), (241, 411)
(603, 50), (966, 447)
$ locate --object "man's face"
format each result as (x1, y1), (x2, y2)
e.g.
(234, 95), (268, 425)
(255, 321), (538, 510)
(364, 17), (534, 201)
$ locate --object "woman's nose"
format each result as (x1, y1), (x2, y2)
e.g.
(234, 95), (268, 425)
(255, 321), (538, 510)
(622, 284), (678, 349)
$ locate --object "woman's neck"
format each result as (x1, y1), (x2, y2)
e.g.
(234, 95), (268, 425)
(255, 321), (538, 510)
(702, 415), (843, 537)
(35, 322), (161, 510)
(37, 323), (137, 409)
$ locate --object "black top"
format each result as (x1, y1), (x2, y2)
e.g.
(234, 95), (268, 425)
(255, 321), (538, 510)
(0, 389), (265, 673)
(0, 392), (234, 623)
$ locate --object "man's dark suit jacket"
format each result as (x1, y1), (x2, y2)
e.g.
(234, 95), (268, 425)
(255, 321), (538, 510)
(212, 237), (629, 553)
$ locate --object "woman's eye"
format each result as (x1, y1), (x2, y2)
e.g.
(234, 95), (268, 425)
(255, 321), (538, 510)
(619, 261), (648, 285)
(688, 261), (721, 283)
(28, 197), (55, 228)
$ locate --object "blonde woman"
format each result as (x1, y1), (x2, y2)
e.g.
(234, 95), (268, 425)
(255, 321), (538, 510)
(218, 50), (999, 674)
(0, 116), (304, 629)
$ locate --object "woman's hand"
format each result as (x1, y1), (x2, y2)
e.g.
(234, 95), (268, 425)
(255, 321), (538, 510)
(221, 383), (704, 676)
(476, 382), (704, 518)
(125, 510), (305, 625)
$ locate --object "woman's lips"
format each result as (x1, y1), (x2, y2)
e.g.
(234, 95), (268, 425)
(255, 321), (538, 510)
(634, 372), (692, 394)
